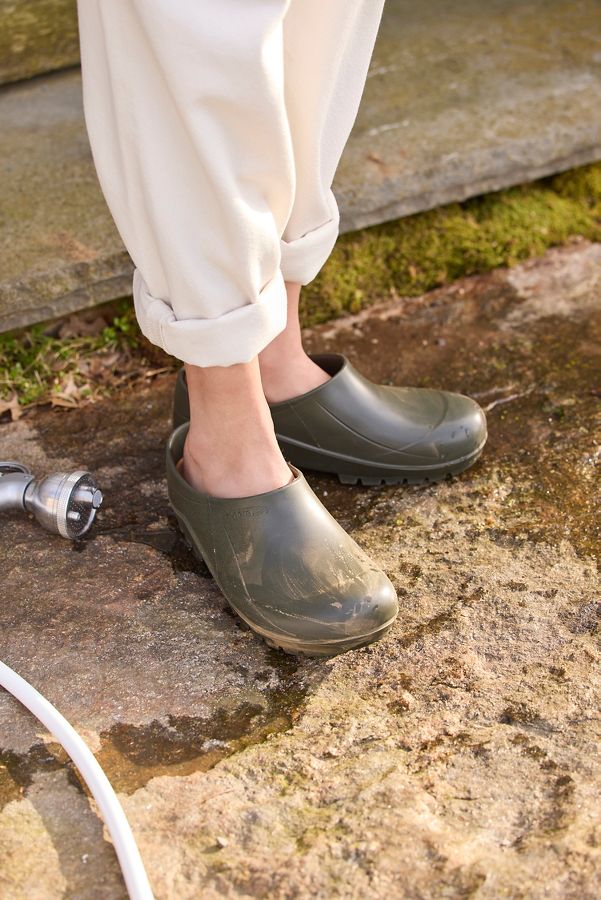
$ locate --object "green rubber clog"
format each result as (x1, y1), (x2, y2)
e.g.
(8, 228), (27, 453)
(167, 423), (398, 657)
(173, 353), (487, 485)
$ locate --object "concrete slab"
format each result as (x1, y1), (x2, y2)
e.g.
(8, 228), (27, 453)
(0, 0), (78, 85)
(0, 240), (599, 897)
(0, 72), (132, 335)
(2, 0), (601, 332)
(342, 0), (601, 229)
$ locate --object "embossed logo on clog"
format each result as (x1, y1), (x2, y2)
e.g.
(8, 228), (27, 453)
(224, 506), (268, 519)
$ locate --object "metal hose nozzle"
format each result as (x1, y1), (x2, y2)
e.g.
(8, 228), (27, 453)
(0, 462), (103, 540)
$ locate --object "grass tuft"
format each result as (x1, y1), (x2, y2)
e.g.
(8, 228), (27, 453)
(0, 303), (145, 415)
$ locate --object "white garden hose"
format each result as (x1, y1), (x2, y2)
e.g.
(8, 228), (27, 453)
(0, 660), (154, 900)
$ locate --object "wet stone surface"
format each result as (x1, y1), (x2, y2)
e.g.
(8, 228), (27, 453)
(0, 240), (600, 898)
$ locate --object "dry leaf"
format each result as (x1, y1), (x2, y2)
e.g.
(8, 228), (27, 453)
(50, 375), (83, 408)
(50, 397), (79, 408)
(0, 393), (22, 421)
(59, 375), (80, 398)
(58, 313), (108, 339)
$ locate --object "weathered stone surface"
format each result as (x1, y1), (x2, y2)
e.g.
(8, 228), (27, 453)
(342, 0), (601, 230)
(2, 0), (601, 332)
(0, 799), (67, 899)
(0, 240), (599, 897)
(0, 0), (79, 86)
(0, 72), (133, 335)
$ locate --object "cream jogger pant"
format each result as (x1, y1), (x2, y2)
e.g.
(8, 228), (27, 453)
(77, 0), (384, 367)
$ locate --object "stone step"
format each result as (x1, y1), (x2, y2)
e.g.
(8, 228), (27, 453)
(2, 0), (601, 333)
(0, 0), (79, 85)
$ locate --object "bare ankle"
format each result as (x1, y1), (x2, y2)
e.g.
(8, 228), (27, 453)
(183, 358), (292, 498)
(258, 281), (330, 403)
(182, 433), (292, 498)
(260, 352), (330, 404)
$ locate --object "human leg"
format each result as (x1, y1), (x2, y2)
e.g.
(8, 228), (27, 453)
(259, 0), (385, 401)
(78, 0), (299, 495)
(259, 281), (330, 404)
(77, 0), (294, 368)
(182, 360), (291, 498)
(77, 0), (398, 651)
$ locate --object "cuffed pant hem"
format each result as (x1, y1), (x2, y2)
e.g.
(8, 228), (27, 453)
(279, 207), (340, 285)
(133, 269), (288, 367)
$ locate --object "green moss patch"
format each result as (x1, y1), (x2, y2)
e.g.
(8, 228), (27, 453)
(300, 162), (601, 326)
(1, 161), (600, 416)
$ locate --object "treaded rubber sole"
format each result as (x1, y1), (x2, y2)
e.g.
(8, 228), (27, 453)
(173, 512), (395, 658)
(278, 436), (487, 486)
(259, 620), (396, 657)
